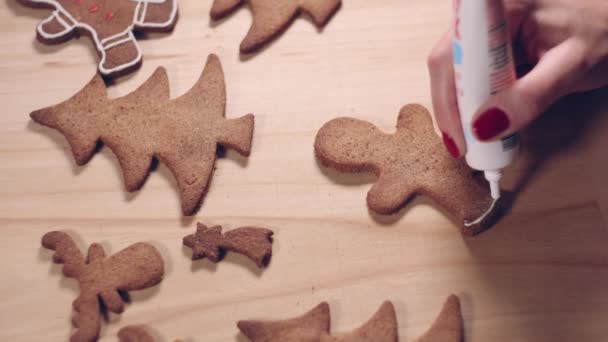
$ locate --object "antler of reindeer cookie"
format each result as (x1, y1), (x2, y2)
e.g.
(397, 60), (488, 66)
(42, 231), (164, 342)
(183, 223), (274, 268)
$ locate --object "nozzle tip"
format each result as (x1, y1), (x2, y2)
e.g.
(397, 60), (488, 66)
(490, 181), (500, 199)
(484, 170), (502, 199)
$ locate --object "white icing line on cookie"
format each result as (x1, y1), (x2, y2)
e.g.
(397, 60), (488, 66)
(37, 12), (74, 39)
(53, 11), (71, 30)
(138, 1), (148, 24)
(464, 198), (498, 227)
(133, 0), (178, 28)
(102, 34), (136, 50)
(29, 0), (178, 75)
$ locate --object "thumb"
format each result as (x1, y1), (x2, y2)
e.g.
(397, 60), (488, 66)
(471, 39), (589, 141)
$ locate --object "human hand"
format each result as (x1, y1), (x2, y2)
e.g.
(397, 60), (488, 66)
(428, 0), (608, 158)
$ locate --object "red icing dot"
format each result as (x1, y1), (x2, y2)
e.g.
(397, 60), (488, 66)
(104, 11), (114, 21)
(88, 3), (99, 13)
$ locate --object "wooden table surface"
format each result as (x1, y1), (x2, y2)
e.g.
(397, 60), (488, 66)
(2, 0), (608, 341)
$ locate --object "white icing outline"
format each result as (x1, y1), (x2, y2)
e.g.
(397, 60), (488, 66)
(38, 11), (75, 39)
(464, 198), (498, 227)
(31, 0), (178, 75)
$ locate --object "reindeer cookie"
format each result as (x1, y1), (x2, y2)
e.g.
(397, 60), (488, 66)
(211, 0), (341, 53)
(20, 0), (178, 76)
(314, 104), (497, 235)
(41, 231), (164, 342)
(30, 54), (254, 215)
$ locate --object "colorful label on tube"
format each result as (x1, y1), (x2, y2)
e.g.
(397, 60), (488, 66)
(453, 0), (519, 171)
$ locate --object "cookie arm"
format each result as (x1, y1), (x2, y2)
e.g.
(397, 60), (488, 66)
(36, 11), (75, 42)
(367, 173), (415, 215)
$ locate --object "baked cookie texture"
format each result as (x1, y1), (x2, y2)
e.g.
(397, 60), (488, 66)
(314, 103), (497, 235)
(183, 223), (274, 268)
(31, 54), (254, 216)
(211, 0), (341, 53)
(237, 295), (463, 341)
(118, 325), (156, 342)
(20, 0), (178, 76)
(41, 231), (164, 342)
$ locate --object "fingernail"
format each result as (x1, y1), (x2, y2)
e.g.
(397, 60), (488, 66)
(473, 107), (510, 140)
(442, 131), (460, 159)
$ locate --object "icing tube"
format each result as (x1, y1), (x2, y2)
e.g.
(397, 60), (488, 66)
(452, 0), (519, 200)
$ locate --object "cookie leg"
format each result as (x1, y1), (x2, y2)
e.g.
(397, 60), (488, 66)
(300, 0), (341, 26)
(36, 11), (76, 43)
(134, 0), (178, 29)
(98, 32), (142, 75)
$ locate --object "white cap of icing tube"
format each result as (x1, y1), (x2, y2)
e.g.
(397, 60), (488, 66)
(453, 0), (519, 201)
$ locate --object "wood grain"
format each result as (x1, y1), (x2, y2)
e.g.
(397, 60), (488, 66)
(1, 0), (607, 341)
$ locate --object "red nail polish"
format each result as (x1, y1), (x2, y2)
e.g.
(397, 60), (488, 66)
(473, 107), (510, 141)
(442, 132), (460, 159)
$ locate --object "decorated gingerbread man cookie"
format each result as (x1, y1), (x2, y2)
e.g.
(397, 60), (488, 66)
(20, 0), (178, 76)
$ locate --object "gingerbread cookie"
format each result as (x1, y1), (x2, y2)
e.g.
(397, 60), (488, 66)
(211, 0), (341, 53)
(31, 54), (255, 216)
(416, 295), (463, 342)
(118, 325), (156, 342)
(314, 104), (496, 235)
(41, 231), (164, 342)
(183, 223), (274, 268)
(238, 301), (397, 342)
(20, 0), (178, 76)
(238, 296), (463, 342)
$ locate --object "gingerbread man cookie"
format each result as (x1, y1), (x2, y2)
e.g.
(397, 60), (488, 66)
(315, 104), (497, 235)
(20, 0), (178, 76)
